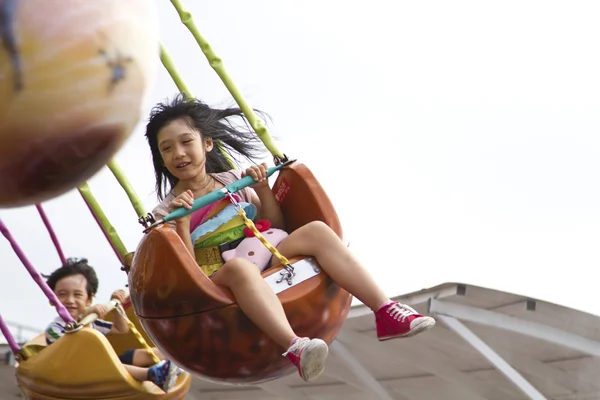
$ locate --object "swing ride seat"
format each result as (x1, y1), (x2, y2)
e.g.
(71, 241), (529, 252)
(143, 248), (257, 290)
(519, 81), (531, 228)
(129, 162), (353, 384)
(15, 305), (192, 400)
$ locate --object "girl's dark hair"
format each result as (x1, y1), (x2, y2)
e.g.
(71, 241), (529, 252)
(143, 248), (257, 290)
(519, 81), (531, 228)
(145, 93), (267, 200)
(45, 258), (99, 298)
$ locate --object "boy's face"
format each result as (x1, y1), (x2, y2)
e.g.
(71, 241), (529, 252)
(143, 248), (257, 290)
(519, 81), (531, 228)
(54, 274), (93, 320)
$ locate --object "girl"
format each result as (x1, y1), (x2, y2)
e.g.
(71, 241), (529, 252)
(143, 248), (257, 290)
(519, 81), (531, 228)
(146, 94), (435, 382)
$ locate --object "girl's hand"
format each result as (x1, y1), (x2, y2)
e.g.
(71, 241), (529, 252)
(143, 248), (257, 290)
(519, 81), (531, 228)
(168, 189), (194, 224)
(110, 289), (128, 305)
(243, 163), (269, 190)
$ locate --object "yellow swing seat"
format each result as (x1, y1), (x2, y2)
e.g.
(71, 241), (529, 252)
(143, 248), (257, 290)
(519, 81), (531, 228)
(15, 305), (191, 400)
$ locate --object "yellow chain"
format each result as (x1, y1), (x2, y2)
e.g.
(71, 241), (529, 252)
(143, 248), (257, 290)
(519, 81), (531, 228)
(115, 304), (161, 365)
(237, 208), (291, 266)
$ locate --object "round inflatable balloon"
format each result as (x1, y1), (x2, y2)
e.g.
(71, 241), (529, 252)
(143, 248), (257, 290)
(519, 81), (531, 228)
(0, 0), (159, 208)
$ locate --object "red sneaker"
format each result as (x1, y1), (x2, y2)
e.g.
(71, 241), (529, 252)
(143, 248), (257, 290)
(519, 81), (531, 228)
(283, 337), (329, 382)
(375, 302), (435, 341)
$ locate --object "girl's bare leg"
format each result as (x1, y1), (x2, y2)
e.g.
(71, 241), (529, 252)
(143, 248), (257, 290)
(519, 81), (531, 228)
(212, 258), (297, 348)
(274, 221), (390, 311)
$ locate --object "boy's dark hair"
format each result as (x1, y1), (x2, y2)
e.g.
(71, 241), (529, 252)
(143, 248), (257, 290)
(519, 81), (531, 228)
(45, 258), (99, 298)
(145, 93), (267, 200)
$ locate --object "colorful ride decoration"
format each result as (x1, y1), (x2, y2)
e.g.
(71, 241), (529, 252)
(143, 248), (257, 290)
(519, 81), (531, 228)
(0, 0), (159, 208)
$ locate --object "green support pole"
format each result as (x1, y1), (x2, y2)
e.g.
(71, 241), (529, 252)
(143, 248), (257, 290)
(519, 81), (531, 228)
(78, 183), (128, 263)
(107, 160), (146, 219)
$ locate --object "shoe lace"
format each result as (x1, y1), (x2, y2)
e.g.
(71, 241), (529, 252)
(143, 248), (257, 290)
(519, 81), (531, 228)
(282, 337), (309, 357)
(387, 303), (418, 322)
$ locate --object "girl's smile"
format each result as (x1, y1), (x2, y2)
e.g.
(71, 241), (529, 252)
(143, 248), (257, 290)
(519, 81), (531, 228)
(157, 118), (213, 181)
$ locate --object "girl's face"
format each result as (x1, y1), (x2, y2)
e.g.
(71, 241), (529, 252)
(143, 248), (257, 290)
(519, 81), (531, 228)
(157, 118), (213, 181)
(54, 274), (93, 320)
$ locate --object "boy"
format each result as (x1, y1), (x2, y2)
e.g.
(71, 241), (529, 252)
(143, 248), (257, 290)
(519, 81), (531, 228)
(44, 258), (180, 392)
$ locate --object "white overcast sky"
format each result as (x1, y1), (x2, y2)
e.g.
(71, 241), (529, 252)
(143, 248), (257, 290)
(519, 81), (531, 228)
(1, 0), (599, 340)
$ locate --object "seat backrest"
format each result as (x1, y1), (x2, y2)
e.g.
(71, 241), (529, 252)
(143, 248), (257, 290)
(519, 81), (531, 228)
(24, 333), (46, 347)
(273, 163), (342, 238)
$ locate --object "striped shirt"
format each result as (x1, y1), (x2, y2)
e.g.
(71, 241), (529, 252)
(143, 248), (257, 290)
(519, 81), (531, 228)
(45, 316), (113, 345)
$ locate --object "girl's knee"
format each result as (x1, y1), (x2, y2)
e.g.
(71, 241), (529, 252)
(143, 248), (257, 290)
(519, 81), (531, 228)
(302, 220), (334, 237)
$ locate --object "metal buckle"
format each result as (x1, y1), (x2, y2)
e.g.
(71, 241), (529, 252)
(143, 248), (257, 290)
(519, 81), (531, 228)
(276, 264), (296, 285)
(138, 213), (155, 229)
(223, 188), (242, 210)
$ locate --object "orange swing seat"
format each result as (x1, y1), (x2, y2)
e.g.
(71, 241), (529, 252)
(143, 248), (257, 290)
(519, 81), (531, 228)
(128, 162), (352, 384)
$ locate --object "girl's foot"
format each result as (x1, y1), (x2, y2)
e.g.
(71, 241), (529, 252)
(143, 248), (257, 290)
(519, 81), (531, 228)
(375, 302), (436, 340)
(283, 337), (329, 382)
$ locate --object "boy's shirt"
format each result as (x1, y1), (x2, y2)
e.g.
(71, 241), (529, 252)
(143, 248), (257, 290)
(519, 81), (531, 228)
(45, 315), (113, 345)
